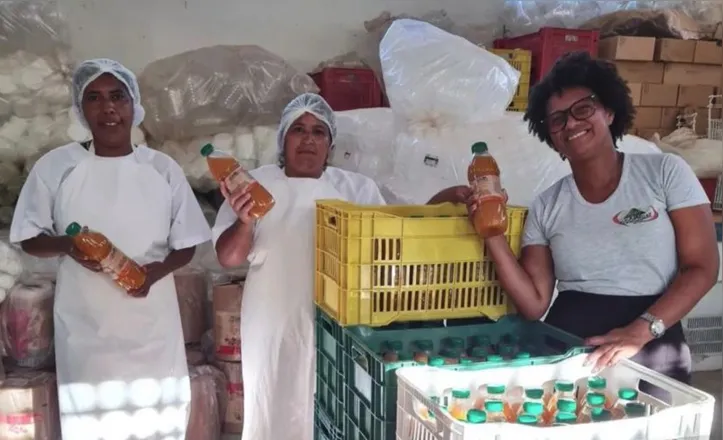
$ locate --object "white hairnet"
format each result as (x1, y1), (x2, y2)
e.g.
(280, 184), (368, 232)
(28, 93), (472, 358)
(276, 93), (337, 164)
(71, 58), (145, 128)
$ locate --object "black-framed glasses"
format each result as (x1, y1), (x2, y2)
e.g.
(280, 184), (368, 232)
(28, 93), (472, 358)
(545, 94), (598, 134)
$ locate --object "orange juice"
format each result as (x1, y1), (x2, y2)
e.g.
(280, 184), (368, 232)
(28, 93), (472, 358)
(65, 222), (146, 291)
(467, 141), (507, 238)
(201, 144), (275, 219)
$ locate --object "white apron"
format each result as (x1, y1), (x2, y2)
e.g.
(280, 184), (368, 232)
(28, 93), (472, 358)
(53, 147), (190, 440)
(240, 174), (343, 440)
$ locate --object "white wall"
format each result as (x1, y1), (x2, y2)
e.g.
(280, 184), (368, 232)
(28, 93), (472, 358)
(57, 0), (508, 73)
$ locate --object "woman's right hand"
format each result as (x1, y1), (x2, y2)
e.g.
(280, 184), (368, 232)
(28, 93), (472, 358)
(220, 181), (255, 226)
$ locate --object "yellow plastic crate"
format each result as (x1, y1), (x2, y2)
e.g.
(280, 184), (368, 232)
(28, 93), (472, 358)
(489, 48), (532, 113)
(315, 201), (528, 327)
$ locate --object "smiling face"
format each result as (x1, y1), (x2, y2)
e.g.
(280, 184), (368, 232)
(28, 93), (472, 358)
(81, 73), (133, 149)
(283, 112), (331, 178)
(546, 87), (615, 162)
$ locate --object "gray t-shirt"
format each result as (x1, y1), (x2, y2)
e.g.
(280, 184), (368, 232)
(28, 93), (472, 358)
(522, 153), (710, 297)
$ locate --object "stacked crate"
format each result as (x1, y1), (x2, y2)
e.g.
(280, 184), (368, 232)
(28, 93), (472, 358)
(312, 200), (591, 440)
(598, 36), (722, 139)
(488, 48), (532, 112)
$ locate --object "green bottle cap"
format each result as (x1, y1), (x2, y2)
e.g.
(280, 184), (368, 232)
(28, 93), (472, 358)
(555, 412), (577, 424)
(428, 356), (445, 367)
(486, 354), (504, 362)
(624, 402), (647, 417)
(591, 408), (612, 422)
(522, 401), (544, 416)
(618, 387), (638, 400)
(471, 142), (488, 154)
(524, 388), (544, 400)
(65, 222), (81, 236)
(557, 398), (577, 413)
(415, 340), (434, 351)
(386, 340), (403, 351)
(452, 389), (471, 399)
(466, 409), (486, 424)
(515, 352), (531, 359)
(554, 381), (575, 392)
(459, 357), (473, 365)
(586, 392), (606, 407)
(517, 414), (538, 425)
(484, 400), (504, 413)
(486, 384), (506, 395)
(200, 143), (214, 157)
(447, 337), (465, 349)
(439, 348), (460, 358)
(471, 335), (491, 346)
(588, 376), (607, 390)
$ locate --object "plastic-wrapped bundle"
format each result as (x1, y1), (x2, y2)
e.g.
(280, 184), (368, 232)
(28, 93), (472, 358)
(380, 111), (662, 206)
(138, 45), (318, 143)
(331, 108), (395, 183)
(215, 360), (243, 434)
(174, 268), (208, 344)
(651, 128), (723, 178)
(186, 365), (227, 440)
(0, 371), (60, 440)
(155, 126), (259, 191)
(0, 237), (24, 302)
(380, 19), (519, 129)
(0, 280), (55, 369)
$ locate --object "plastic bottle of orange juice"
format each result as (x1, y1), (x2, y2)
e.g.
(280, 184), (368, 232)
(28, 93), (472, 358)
(65, 222), (146, 291)
(467, 142), (508, 238)
(200, 143), (275, 219)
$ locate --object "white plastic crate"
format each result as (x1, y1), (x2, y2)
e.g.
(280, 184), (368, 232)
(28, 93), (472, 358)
(707, 95), (722, 141)
(395, 354), (715, 440)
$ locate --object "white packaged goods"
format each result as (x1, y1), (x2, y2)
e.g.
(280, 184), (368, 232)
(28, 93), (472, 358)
(0, 280), (55, 369)
(187, 365), (227, 440)
(138, 44), (318, 143)
(0, 371), (61, 440)
(215, 360), (243, 434)
(395, 354), (714, 440)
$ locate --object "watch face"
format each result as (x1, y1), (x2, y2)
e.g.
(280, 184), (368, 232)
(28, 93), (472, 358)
(651, 320), (665, 337)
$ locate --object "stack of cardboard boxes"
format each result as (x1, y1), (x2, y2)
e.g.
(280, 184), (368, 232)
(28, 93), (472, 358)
(599, 36), (722, 139)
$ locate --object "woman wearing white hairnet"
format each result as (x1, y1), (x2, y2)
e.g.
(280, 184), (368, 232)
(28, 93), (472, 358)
(213, 93), (385, 440)
(9, 59), (211, 439)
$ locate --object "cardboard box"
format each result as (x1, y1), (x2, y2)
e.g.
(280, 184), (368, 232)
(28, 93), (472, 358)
(660, 107), (682, 129)
(663, 64), (721, 86)
(640, 84), (679, 107)
(654, 38), (696, 63)
(628, 83), (642, 106)
(599, 36), (655, 61)
(694, 40), (723, 65)
(677, 85), (717, 107)
(615, 62), (664, 84)
(637, 127), (673, 139)
(633, 107), (663, 129)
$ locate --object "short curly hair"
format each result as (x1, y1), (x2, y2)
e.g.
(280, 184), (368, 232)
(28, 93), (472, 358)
(523, 51), (635, 150)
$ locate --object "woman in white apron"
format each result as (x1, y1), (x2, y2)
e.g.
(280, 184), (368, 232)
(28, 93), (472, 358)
(212, 93), (385, 440)
(10, 59), (212, 440)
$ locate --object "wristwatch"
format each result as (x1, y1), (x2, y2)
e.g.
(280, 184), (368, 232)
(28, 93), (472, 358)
(639, 312), (666, 338)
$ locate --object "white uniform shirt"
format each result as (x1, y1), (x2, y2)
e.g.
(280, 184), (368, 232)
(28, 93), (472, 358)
(10, 143), (212, 251)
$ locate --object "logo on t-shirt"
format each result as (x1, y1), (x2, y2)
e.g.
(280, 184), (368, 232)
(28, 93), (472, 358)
(612, 206), (659, 226)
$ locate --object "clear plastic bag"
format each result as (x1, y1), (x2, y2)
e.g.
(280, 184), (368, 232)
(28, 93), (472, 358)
(579, 8), (702, 39)
(187, 365), (227, 440)
(380, 19), (520, 127)
(138, 45), (319, 143)
(0, 280), (55, 369)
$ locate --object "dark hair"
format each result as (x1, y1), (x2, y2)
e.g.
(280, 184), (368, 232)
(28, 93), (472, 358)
(523, 51), (635, 149)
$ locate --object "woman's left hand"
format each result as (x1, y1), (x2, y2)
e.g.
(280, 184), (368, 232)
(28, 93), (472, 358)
(128, 262), (168, 298)
(583, 319), (653, 373)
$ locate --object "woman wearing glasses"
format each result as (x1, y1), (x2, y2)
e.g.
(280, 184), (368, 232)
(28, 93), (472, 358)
(437, 51), (719, 389)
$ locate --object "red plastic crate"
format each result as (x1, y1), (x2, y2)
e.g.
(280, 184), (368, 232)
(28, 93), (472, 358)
(310, 68), (383, 111)
(494, 27), (600, 85)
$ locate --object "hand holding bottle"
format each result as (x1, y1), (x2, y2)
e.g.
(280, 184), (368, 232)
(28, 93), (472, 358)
(220, 181), (255, 226)
(63, 231), (103, 272)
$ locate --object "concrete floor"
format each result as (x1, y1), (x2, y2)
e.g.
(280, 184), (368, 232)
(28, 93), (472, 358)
(222, 371), (723, 439)
(692, 370), (722, 440)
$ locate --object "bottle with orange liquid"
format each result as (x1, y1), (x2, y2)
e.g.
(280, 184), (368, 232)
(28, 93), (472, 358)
(65, 222), (146, 291)
(200, 144), (275, 219)
(467, 142), (508, 238)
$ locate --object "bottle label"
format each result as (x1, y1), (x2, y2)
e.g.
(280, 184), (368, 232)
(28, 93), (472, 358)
(472, 176), (504, 203)
(224, 167), (256, 193)
(214, 311), (241, 359)
(100, 248), (134, 281)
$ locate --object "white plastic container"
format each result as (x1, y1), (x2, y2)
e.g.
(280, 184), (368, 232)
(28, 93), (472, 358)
(395, 354), (714, 440)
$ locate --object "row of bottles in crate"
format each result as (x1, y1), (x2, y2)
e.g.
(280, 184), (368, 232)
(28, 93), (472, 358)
(420, 375), (650, 427)
(381, 333), (528, 364)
